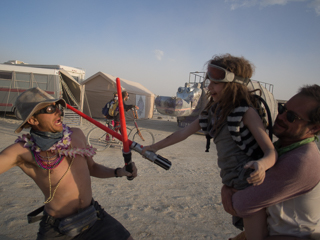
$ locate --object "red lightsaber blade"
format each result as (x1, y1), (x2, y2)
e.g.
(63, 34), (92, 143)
(66, 104), (125, 143)
(116, 78), (130, 153)
(116, 78), (133, 180)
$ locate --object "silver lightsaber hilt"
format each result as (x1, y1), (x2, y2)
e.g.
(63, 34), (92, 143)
(130, 142), (171, 170)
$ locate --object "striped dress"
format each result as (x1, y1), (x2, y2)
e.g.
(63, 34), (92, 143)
(199, 101), (264, 189)
(199, 101), (263, 159)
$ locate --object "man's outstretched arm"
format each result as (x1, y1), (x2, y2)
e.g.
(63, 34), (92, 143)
(0, 143), (24, 174)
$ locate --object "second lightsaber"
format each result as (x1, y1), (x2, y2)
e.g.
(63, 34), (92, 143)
(116, 78), (133, 180)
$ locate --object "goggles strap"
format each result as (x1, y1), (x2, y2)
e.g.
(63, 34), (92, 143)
(233, 76), (250, 85)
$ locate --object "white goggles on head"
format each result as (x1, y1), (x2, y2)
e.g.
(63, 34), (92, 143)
(206, 64), (250, 85)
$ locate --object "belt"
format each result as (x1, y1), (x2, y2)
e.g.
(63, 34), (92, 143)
(27, 199), (97, 225)
(27, 205), (45, 224)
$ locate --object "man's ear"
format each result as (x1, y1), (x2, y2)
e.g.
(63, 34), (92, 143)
(309, 124), (320, 135)
(27, 116), (39, 126)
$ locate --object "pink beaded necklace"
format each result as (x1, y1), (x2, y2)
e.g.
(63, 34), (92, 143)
(31, 151), (64, 170)
(15, 124), (96, 167)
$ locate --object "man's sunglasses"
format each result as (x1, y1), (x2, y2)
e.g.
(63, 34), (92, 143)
(34, 104), (60, 115)
(278, 103), (310, 123)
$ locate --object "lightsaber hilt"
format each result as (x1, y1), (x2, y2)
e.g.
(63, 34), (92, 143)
(123, 151), (134, 181)
(130, 142), (171, 170)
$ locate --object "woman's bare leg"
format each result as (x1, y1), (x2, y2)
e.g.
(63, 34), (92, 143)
(244, 209), (268, 240)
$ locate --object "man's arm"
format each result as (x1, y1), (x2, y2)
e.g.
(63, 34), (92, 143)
(232, 143), (320, 218)
(123, 103), (138, 111)
(0, 143), (23, 174)
(221, 185), (238, 216)
(87, 159), (137, 179)
(71, 127), (137, 179)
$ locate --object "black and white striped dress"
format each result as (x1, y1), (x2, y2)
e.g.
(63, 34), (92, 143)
(199, 101), (263, 160)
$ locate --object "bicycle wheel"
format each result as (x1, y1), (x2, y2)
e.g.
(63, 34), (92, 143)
(132, 129), (155, 147)
(87, 127), (111, 152)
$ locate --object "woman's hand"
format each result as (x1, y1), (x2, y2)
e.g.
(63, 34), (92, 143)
(245, 160), (266, 186)
(141, 145), (158, 155)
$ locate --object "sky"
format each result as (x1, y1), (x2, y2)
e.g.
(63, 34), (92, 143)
(1, 0), (320, 101)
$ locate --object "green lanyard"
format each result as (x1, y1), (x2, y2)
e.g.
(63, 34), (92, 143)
(274, 136), (316, 157)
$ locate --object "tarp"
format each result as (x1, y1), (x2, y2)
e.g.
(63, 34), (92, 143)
(81, 72), (155, 119)
(59, 69), (83, 108)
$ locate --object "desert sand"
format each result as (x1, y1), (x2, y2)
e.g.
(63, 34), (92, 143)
(0, 112), (243, 240)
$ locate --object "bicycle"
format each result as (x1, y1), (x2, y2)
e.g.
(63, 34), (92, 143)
(87, 108), (155, 152)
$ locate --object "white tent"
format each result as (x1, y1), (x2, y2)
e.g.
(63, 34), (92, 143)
(82, 72), (155, 119)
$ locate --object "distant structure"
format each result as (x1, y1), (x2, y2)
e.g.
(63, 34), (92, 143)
(3, 60), (85, 83)
(0, 61), (85, 125)
(277, 99), (287, 104)
(154, 72), (278, 129)
(81, 71), (155, 120)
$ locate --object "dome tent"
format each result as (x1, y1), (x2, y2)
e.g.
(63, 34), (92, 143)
(82, 72), (155, 120)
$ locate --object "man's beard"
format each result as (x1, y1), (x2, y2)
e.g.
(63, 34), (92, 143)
(273, 119), (308, 141)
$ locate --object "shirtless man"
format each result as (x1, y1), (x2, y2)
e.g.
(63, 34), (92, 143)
(0, 87), (137, 240)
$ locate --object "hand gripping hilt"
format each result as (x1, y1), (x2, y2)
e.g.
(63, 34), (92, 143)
(130, 142), (172, 170)
(122, 151), (134, 181)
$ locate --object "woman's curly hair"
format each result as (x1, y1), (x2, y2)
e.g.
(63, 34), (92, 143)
(203, 54), (263, 135)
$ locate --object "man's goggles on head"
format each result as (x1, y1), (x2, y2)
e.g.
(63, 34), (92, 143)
(278, 103), (310, 123)
(206, 64), (250, 85)
(34, 104), (60, 115)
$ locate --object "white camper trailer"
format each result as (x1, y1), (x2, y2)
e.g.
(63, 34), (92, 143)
(4, 60), (86, 83)
(3, 60), (86, 83)
(0, 63), (84, 125)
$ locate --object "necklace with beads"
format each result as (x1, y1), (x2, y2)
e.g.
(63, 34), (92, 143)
(15, 124), (96, 168)
(15, 124), (97, 204)
(31, 151), (64, 170)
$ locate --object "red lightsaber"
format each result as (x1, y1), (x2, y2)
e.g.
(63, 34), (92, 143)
(116, 78), (133, 180)
(116, 78), (130, 152)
